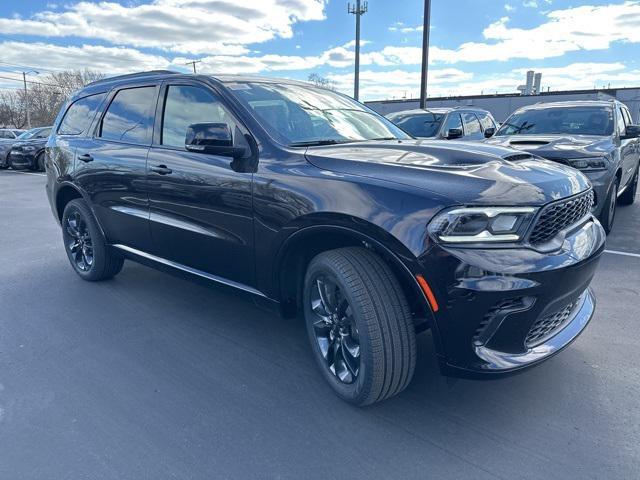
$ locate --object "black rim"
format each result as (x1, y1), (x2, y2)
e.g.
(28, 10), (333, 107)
(65, 210), (94, 272)
(309, 274), (360, 384)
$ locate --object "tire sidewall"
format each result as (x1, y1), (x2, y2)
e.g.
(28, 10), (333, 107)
(61, 200), (105, 280)
(601, 179), (618, 233)
(303, 260), (372, 404)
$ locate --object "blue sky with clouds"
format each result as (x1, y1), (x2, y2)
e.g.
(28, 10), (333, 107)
(0, 0), (639, 100)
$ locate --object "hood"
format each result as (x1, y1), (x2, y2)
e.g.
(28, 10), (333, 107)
(486, 134), (614, 160)
(13, 138), (47, 149)
(305, 139), (591, 207)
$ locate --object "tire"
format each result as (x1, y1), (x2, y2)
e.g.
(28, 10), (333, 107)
(598, 178), (619, 235)
(61, 199), (124, 281)
(35, 152), (45, 172)
(303, 247), (416, 406)
(619, 165), (638, 206)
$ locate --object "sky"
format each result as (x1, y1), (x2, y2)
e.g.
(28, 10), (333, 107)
(0, 0), (639, 101)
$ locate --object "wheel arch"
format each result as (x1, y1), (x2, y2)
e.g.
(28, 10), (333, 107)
(274, 224), (433, 326)
(55, 183), (84, 222)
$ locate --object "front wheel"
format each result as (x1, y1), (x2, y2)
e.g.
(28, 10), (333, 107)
(62, 199), (124, 281)
(303, 247), (416, 406)
(619, 165), (638, 206)
(35, 152), (45, 172)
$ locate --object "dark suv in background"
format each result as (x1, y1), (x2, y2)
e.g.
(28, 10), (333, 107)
(386, 107), (497, 140)
(7, 126), (52, 171)
(46, 71), (605, 405)
(487, 101), (640, 232)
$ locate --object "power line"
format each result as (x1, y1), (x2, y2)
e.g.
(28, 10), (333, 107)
(0, 74), (63, 88)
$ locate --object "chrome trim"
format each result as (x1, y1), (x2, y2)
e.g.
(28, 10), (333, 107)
(112, 244), (267, 298)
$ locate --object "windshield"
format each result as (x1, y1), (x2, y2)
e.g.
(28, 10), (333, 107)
(496, 106), (614, 136)
(17, 129), (37, 140)
(226, 82), (411, 146)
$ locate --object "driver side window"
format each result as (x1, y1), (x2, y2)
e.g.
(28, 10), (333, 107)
(616, 108), (626, 137)
(162, 85), (237, 148)
(442, 113), (463, 137)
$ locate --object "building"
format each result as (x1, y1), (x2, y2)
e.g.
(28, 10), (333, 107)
(365, 87), (640, 123)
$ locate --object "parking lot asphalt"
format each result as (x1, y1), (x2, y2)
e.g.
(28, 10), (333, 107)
(0, 169), (639, 480)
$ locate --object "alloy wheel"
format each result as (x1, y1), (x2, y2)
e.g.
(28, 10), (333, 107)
(309, 274), (360, 384)
(65, 210), (94, 272)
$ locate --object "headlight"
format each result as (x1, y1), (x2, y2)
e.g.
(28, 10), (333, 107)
(568, 157), (607, 171)
(22, 145), (37, 152)
(428, 207), (537, 244)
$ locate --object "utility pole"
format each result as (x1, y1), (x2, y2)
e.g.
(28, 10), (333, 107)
(185, 60), (201, 74)
(22, 70), (38, 129)
(348, 1), (368, 101)
(419, 0), (431, 109)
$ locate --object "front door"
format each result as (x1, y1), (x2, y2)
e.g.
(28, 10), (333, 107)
(146, 82), (255, 287)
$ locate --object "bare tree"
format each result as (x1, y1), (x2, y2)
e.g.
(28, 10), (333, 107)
(307, 73), (337, 91)
(0, 69), (105, 128)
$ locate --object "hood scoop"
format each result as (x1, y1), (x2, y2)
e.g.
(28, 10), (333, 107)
(510, 140), (550, 146)
(503, 153), (534, 162)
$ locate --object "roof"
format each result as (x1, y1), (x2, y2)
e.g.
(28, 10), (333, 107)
(387, 106), (490, 116)
(516, 100), (618, 111)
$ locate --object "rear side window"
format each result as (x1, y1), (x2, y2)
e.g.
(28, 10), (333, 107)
(161, 85), (237, 148)
(462, 113), (482, 135)
(100, 86), (157, 144)
(0, 131), (14, 139)
(58, 93), (106, 135)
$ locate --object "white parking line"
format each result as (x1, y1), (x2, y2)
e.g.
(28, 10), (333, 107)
(605, 249), (640, 259)
(1, 170), (46, 177)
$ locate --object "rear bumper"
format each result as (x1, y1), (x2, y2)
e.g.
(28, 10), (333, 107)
(417, 216), (606, 378)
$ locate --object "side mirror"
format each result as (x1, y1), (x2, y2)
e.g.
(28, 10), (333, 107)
(185, 122), (246, 158)
(622, 125), (640, 140)
(484, 127), (496, 138)
(446, 128), (463, 140)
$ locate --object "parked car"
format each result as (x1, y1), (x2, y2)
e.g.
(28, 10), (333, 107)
(386, 107), (497, 140)
(0, 129), (28, 169)
(7, 126), (52, 171)
(487, 101), (640, 233)
(46, 71), (605, 405)
(0, 128), (25, 139)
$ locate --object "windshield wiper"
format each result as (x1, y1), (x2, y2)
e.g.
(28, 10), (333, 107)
(289, 139), (352, 147)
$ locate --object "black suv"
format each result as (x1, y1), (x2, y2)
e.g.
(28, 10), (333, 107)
(46, 71), (605, 405)
(386, 107), (497, 140)
(487, 101), (640, 233)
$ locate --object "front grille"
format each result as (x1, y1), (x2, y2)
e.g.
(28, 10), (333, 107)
(525, 302), (575, 348)
(529, 190), (594, 245)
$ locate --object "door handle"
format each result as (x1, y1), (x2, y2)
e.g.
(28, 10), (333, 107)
(150, 165), (172, 175)
(78, 153), (93, 163)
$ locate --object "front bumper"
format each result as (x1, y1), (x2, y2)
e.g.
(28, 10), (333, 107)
(8, 150), (36, 169)
(582, 169), (614, 218)
(418, 216), (606, 378)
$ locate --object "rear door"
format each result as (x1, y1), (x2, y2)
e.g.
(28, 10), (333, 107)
(74, 84), (159, 252)
(461, 112), (485, 141)
(146, 81), (255, 286)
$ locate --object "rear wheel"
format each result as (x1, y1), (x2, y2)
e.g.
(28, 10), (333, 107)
(619, 165), (638, 206)
(303, 247), (416, 406)
(599, 179), (618, 234)
(62, 199), (124, 281)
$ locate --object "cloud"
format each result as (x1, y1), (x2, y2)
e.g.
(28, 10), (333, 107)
(0, 0), (326, 55)
(504, 4), (516, 11)
(522, 1), (538, 7)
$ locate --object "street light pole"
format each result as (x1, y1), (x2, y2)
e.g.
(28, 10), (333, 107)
(419, 0), (432, 109)
(348, 1), (368, 101)
(22, 71), (31, 129)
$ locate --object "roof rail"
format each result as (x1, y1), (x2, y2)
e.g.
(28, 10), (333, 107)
(86, 70), (179, 87)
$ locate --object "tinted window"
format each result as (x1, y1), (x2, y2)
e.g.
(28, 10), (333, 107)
(496, 107), (614, 136)
(228, 82), (410, 145)
(442, 113), (463, 135)
(58, 93), (106, 135)
(478, 113), (496, 131)
(162, 85), (236, 148)
(462, 113), (482, 136)
(388, 112), (443, 138)
(100, 87), (157, 144)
